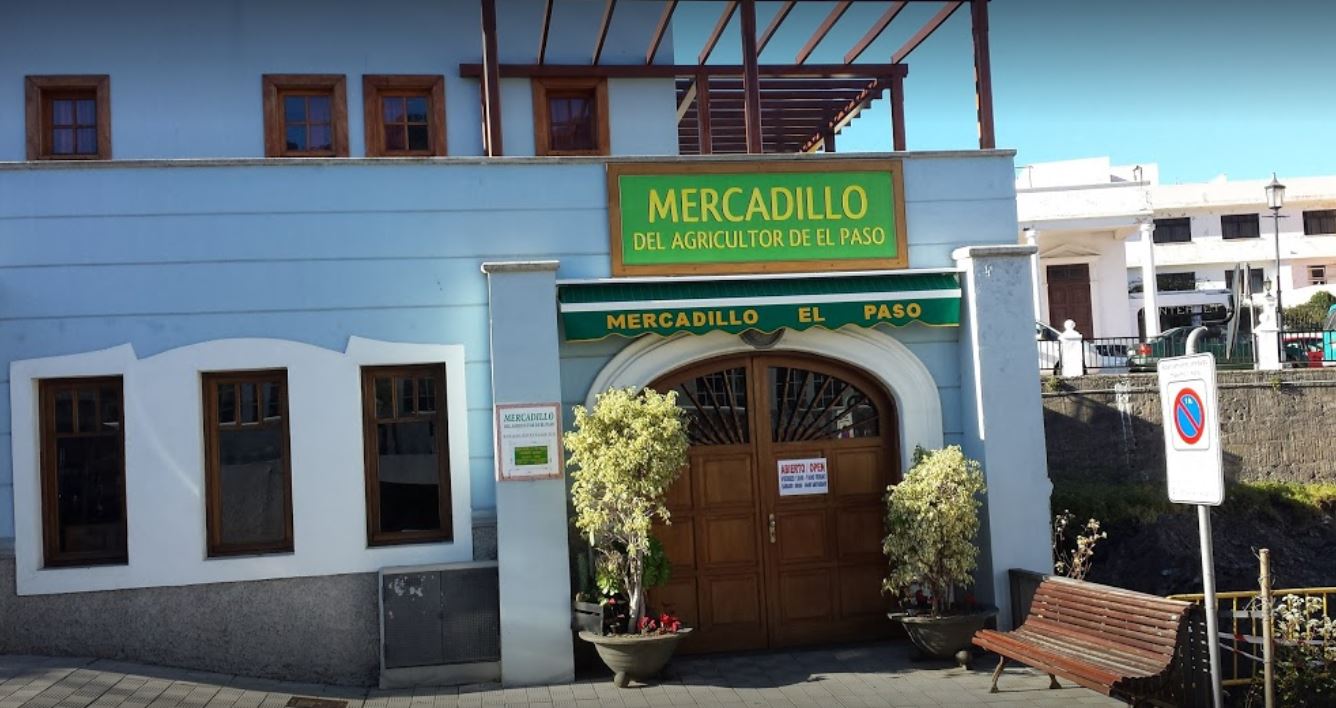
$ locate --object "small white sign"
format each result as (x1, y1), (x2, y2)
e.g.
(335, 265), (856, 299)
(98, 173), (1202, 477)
(1157, 354), (1224, 506)
(778, 457), (829, 496)
(495, 403), (563, 482)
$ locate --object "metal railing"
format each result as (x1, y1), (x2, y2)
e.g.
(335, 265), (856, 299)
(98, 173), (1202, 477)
(1279, 326), (1336, 366)
(1167, 586), (1336, 688)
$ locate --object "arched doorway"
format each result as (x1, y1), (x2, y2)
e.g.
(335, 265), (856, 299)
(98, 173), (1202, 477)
(648, 352), (899, 653)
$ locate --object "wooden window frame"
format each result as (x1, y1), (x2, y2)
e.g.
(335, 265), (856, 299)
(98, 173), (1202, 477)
(262, 74), (349, 158)
(363, 75), (447, 157)
(25, 75), (111, 161)
(531, 77), (610, 156)
(360, 364), (453, 547)
(1221, 213), (1261, 240)
(39, 376), (127, 568)
(201, 370), (294, 558)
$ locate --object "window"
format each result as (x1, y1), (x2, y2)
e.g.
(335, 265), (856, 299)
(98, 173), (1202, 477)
(363, 75), (446, 157)
(1152, 217), (1192, 244)
(1221, 213), (1260, 239)
(1224, 267), (1265, 294)
(1310, 265), (1328, 286)
(1303, 210), (1336, 235)
(25, 75), (111, 160)
(531, 78), (609, 156)
(202, 371), (293, 557)
(361, 365), (451, 545)
(262, 74), (349, 157)
(40, 377), (126, 567)
(1156, 272), (1196, 292)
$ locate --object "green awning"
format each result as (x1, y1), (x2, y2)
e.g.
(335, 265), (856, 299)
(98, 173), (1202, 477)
(558, 270), (961, 342)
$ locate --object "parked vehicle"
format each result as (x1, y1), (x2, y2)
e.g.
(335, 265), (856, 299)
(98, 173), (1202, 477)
(1129, 289), (1234, 337)
(1325, 304), (1336, 362)
(1128, 325), (1255, 372)
(1283, 334), (1326, 368)
(1036, 322), (1130, 373)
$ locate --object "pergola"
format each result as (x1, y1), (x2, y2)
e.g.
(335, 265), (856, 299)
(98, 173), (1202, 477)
(461, 0), (993, 156)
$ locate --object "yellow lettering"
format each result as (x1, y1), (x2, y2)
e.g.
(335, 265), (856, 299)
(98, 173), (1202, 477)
(722, 187), (745, 221)
(676, 312), (691, 327)
(798, 307), (813, 323)
(863, 304), (877, 319)
(743, 309), (759, 326)
(842, 185), (868, 220)
(693, 311), (707, 327)
(823, 186), (840, 220)
(907, 302), (922, 318)
(680, 188), (699, 223)
(607, 313), (627, 329)
(746, 189), (771, 221)
(648, 189), (677, 224)
(627, 313), (642, 329)
(770, 187), (794, 221)
(700, 189), (724, 223)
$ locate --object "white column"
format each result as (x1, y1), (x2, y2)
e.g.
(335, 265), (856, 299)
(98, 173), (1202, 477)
(1025, 228), (1044, 324)
(1140, 222), (1162, 337)
(953, 244), (1053, 630)
(482, 261), (575, 687)
(1255, 292), (1282, 371)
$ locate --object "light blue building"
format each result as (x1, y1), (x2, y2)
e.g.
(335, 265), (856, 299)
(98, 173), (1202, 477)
(0, 0), (1050, 689)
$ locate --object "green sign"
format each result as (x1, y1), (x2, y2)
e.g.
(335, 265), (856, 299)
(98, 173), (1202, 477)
(608, 160), (907, 276)
(562, 297), (959, 342)
(513, 445), (549, 466)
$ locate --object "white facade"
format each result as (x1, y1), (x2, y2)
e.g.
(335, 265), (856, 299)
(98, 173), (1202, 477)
(1018, 157), (1336, 338)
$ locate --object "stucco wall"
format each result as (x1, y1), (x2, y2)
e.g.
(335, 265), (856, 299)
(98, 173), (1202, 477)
(0, 0), (678, 160)
(1043, 368), (1336, 485)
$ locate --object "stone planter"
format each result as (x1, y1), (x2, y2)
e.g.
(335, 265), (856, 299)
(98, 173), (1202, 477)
(891, 608), (997, 666)
(578, 629), (691, 687)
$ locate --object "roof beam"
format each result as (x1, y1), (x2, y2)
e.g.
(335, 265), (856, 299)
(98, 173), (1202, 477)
(844, 1), (907, 63)
(593, 0), (617, 65)
(892, 0), (963, 64)
(675, 80), (698, 122)
(537, 0), (553, 64)
(757, 1), (796, 55)
(795, 1), (851, 65)
(698, 1), (738, 64)
(462, 63), (906, 79)
(645, 0), (678, 64)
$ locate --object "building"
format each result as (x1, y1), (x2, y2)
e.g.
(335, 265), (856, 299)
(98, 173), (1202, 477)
(0, 0), (1050, 688)
(1018, 157), (1336, 338)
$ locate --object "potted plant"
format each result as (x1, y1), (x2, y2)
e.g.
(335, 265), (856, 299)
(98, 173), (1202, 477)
(566, 387), (691, 688)
(883, 445), (996, 664)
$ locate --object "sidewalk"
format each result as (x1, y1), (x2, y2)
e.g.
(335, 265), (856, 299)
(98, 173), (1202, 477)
(0, 642), (1119, 708)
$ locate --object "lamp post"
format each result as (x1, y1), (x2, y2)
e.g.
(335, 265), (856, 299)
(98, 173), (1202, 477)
(1265, 174), (1286, 344)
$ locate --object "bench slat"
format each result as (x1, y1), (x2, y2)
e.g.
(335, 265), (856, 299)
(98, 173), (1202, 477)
(975, 630), (1124, 692)
(1038, 578), (1190, 616)
(1020, 611), (1181, 662)
(1026, 604), (1183, 655)
(1032, 587), (1187, 630)
(1011, 626), (1165, 676)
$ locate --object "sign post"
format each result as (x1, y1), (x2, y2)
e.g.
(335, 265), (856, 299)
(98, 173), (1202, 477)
(1157, 352), (1224, 708)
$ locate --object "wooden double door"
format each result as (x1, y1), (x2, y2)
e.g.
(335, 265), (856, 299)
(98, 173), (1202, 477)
(649, 353), (899, 653)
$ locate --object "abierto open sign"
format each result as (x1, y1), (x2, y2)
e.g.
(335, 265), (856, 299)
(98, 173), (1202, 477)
(1157, 354), (1224, 506)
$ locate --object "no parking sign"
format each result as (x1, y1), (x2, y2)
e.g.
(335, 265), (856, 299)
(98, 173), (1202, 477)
(1157, 354), (1224, 505)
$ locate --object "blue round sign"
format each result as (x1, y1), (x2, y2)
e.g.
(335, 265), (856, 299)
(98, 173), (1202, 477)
(1173, 388), (1205, 445)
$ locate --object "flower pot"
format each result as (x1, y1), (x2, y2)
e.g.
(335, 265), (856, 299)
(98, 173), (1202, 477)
(891, 608), (997, 665)
(578, 629), (692, 688)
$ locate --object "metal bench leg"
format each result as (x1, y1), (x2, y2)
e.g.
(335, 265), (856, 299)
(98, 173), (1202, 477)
(1048, 674), (1061, 689)
(989, 656), (1006, 693)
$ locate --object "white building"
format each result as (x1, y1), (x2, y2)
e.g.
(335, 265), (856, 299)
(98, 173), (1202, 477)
(1017, 157), (1336, 338)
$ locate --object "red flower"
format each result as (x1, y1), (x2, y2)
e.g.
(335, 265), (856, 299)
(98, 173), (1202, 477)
(1234, 631), (1245, 644)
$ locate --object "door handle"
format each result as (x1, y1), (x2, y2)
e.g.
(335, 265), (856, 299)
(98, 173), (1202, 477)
(768, 513), (776, 544)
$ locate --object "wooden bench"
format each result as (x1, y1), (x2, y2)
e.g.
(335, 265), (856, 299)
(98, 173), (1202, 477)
(972, 576), (1192, 705)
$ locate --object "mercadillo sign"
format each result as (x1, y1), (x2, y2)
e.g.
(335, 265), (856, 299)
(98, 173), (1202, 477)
(607, 159), (907, 276)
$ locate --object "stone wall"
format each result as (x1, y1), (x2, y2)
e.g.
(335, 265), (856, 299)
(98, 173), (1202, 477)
(1043, 368), (1336, 485)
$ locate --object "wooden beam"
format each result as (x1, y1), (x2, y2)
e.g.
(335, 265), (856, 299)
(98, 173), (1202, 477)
(696, 73), (712, 154)
(757, 1), (796, 55)
(971, 0), (995, 149)
(480, 0), (503, 156)
(890, 72), (906, 151)
(675, 80), (698, 122)
(593, 0), (617, 65)
(698, 1), (738, 65)
(822, 129), (836, 152)
(645, 0), (678, 64)
(795, 1), (851, 65)
(844, 1), (907, 63)
(537, 0), (553, 64)
(739, 0), (762, 153)
(892, 1), (963, 64)
(462, 63), (907, 79)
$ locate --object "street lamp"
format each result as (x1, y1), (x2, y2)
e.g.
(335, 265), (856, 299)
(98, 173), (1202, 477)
(1265, 174), (1286, 340)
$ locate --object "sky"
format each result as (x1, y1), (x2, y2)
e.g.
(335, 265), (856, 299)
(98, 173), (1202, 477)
(674, 0), (1336, 184)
